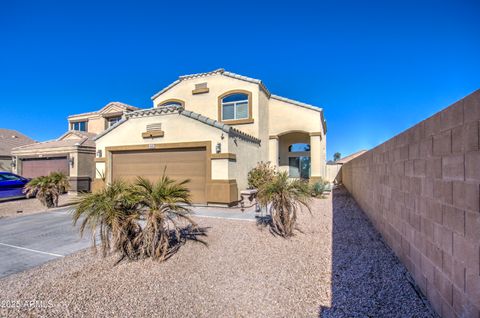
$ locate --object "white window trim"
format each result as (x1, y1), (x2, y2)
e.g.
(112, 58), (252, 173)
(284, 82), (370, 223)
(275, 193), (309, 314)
(221, 99), (249, 121)
(71, 121), (87, 131)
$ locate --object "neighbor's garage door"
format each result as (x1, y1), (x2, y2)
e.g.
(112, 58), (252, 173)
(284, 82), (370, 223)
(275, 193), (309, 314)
(111, 147), (207, 203)
(21, 157), (69, 178)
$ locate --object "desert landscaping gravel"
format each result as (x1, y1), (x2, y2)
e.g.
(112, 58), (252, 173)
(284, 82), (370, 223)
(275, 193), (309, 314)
(0, 188), (436, 317)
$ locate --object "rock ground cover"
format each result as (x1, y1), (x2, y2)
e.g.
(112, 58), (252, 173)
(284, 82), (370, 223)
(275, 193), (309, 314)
(0, 190), (436, 317)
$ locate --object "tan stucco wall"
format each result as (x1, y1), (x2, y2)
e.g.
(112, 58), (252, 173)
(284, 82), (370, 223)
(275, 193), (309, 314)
(86, 116), (106, 134)
(227, 138), (263, 191)
(342, 90), (480, 317)
(95, 112), (264, 196)
(269, 98), (324, 135)
(95, 113), (230, 181)
(152, 74), (261, 138)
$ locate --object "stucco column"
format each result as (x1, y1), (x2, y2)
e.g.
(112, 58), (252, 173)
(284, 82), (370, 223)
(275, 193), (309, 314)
(310, 134), (325, 182)
(268, 136), (279, 170)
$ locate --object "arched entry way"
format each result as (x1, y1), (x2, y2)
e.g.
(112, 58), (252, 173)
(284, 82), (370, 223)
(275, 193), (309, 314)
(276, 131), (311, 179)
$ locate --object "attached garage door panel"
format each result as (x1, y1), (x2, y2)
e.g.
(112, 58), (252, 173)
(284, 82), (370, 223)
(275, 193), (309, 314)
(22, 157), (69, 178)
(112, 148), (207, 203)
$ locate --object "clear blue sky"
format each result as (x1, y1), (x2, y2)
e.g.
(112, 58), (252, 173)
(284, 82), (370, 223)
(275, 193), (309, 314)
(1, 0), (479, 160)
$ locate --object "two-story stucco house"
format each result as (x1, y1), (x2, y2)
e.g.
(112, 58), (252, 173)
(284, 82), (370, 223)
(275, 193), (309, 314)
(94, 69), (327, 205)
(12, 102), (138, 192)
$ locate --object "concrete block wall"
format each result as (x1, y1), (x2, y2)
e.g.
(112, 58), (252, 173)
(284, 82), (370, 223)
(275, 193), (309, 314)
(342, 89), (480, 317)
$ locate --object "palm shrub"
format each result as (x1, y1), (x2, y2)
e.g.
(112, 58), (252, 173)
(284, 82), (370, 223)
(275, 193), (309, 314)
(72, 181), (142, 260)
(132, 176), (195, 261)
(247, 161), (276, 189)
(257, 171), (311, 237)
(72, 174), (195, 263)
(24, 172), (70, 208)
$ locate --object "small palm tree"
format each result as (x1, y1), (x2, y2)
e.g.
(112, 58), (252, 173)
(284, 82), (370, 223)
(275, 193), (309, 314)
(257, 171), (311, 237)
(132, 176), (195, 261)
(24, 172), (69, 208)
(49, 172), (69, 204)
(72, 181), (142, 260)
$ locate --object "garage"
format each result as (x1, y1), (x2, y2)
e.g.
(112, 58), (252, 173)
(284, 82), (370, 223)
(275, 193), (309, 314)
(111, 147), (207, 203)
(21, 157), (69, 178)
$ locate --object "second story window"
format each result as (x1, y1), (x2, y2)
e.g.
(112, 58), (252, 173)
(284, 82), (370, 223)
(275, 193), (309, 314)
(108, 116), (122, 128)
(71, 121), (87, 131)
(221, 93), (249, 121)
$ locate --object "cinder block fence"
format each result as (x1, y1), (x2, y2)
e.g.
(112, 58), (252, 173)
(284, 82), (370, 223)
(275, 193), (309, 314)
(342, 90), (480, 317)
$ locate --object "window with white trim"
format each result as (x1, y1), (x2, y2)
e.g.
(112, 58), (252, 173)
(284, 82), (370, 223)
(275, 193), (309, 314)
(221, 93), (249, 121)
(107, 116), (122, 127)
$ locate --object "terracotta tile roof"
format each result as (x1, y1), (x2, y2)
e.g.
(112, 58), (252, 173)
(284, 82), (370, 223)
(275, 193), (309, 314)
(335, 150), (368, 164)
(68, 102), (140, 119)
(0, 129), (35, 156)
(151, 68), (271, 99)
(12, 130), (95, 153)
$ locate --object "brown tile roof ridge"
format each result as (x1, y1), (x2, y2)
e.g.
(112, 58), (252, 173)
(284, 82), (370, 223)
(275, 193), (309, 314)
(0, 128), (35, 156)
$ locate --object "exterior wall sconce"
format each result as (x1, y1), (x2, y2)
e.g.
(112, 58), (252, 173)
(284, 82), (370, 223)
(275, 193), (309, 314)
(96, 149), (102, 158)
(10, 158), (16, 168)
(69, 157), (75, 168)
(216, 143), (221, 153)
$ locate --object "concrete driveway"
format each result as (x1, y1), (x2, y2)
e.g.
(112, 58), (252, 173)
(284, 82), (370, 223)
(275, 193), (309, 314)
(0, 205), (258, 279)
(0, 207), (91, 278)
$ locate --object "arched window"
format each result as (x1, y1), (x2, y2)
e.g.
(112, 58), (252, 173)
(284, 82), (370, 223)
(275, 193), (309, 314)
(158, 99), (184, 107)
(289, 143), (310, 152)
(220, 93), (249, 121)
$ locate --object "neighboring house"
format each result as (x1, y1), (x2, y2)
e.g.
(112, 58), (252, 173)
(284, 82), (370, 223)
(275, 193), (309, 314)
(325, 149), (367, 183)
(12, 102), (139, 192)
(334, 150), (367, 165)
(94, 69), (327, 205)
(0, 129), (35, 172)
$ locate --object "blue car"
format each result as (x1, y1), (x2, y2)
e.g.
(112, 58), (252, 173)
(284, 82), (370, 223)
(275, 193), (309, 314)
(0, 172), (30, 200)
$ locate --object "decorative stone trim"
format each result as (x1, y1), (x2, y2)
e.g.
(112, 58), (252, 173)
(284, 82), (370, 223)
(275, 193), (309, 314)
(142, 130), (165, 138)
(211, 153), (236, 161)
(192, 87), (209, 95)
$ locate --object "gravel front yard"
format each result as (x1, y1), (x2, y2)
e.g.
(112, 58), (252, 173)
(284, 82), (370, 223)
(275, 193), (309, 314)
(0, 189), (436, 317)
(0, 194), (75, 218)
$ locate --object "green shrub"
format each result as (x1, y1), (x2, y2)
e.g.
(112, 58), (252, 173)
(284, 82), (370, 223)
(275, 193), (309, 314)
(310, 179), (329, 198)
(247, 161), (276, 189)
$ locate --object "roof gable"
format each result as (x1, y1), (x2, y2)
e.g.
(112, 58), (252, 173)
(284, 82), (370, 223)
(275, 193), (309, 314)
(68, 102), (140, 119)
(151, 68), (271, 100)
